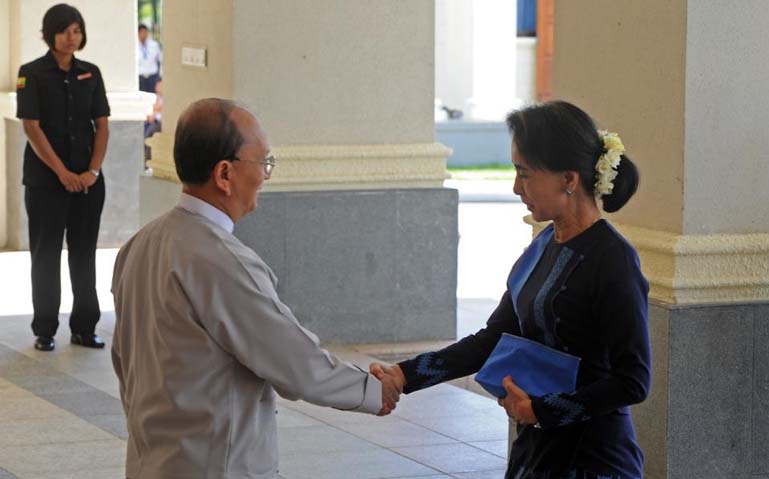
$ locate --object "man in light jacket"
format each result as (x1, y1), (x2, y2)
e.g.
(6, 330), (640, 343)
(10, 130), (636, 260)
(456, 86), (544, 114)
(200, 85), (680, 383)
(112, 98), (399, 479)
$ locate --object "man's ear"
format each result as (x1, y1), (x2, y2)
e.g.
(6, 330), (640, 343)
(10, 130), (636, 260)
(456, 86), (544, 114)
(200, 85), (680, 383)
(213, 160), (232, 196)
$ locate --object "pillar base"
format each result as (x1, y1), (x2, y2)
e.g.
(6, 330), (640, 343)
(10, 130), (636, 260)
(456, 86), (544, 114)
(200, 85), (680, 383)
(638, 300), (769, 479)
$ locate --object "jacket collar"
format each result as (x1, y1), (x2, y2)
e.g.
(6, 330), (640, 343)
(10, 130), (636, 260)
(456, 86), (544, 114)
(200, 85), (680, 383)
(43, 49), (88, 73)
(556, 219), (611, 253)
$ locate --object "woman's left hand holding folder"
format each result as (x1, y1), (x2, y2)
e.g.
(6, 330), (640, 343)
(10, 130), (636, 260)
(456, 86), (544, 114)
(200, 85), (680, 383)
(498, 376), (538, 425)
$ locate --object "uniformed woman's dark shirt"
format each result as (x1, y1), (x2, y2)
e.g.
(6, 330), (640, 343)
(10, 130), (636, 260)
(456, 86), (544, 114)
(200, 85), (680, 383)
(16, 50), (110, 188)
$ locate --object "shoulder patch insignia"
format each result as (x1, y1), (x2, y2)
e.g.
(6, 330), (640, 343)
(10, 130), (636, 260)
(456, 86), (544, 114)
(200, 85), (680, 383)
(16, 77), (26, 89)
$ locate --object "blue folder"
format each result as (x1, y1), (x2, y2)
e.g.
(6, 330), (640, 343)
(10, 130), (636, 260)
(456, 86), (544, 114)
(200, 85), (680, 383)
(475, 333), (581, 399)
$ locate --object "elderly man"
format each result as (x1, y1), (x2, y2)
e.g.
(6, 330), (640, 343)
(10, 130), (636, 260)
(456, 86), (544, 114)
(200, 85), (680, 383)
(112, 98), (399, 479)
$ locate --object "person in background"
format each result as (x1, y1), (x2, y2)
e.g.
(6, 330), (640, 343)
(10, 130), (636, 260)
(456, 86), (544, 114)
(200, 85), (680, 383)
(15, 3), (110, 351)
(143, 79), (162, 167)
(137, 23), (161, 93)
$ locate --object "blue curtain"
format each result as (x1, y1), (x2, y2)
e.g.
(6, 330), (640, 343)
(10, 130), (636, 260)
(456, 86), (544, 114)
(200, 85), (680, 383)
(517, 0), (537, 37)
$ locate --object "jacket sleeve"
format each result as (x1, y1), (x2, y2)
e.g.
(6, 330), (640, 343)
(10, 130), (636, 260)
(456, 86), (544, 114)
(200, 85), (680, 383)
(398, 290), (521, 394)
(531, 243), (651, 429)
(186, 244), (382, 414)
(16, 65), (39, 120)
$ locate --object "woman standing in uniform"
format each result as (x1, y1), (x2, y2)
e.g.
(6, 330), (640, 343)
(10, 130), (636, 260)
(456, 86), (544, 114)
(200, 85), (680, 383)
(15, 4), (110, 351)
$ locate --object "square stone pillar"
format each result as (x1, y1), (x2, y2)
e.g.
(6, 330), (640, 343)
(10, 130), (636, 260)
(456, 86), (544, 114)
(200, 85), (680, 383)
(143, 0), (457, 344)
(547, 2), (769, 478)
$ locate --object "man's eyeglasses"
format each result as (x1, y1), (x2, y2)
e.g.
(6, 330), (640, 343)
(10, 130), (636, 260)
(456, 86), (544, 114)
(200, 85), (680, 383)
(228, 155), (276, 178)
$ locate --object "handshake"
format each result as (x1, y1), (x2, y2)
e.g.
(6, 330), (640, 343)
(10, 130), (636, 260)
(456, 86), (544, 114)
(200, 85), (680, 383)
(369, 363), (538, 425)
(369, 362), (405, 416)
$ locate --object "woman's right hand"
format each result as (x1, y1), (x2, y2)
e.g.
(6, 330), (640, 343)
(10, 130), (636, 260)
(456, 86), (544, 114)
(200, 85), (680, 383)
(58, 169), (83, 192)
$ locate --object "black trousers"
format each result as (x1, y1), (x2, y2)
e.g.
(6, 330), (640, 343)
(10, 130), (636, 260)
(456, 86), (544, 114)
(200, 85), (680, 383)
(139, 73), (160, 93)
(25, 180), (105, 337)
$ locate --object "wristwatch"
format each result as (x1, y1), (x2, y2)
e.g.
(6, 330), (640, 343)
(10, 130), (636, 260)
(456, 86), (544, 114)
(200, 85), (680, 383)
(89, 169), (100, 178)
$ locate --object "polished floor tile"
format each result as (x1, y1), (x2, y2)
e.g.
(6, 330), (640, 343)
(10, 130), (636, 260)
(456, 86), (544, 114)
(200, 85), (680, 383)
(391, 443), (508, 475)
(278, 425), (379, 455)
(0, 440), (125, 477)
(467, 440), (510, 459)
(279, 448), (440, 479)
(0, 467), (17, 479)
(453, 470), (507, 479)
(406, 413), (509, 443)
(334, 418), (458, 448)
(0, 395), (70, 421)
(0, 416), (115, 447)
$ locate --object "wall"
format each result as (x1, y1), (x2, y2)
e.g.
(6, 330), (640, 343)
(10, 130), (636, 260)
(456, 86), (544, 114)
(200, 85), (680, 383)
(0, 0), (10, 91)
(0, 0), (11, 246)
(151, 0), (445, 189)
(683, 1), (769, 234)
(161, 0), (233, 137)
(232, 0), (435, 146)
(552, 0), (688, 234)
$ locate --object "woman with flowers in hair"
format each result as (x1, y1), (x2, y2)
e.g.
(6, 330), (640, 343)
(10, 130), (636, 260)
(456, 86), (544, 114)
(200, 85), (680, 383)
(371, 101), (651, 478)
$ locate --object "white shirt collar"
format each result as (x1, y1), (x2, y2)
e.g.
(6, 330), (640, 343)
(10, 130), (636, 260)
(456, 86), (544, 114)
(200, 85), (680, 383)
(177, 193), (234, 234)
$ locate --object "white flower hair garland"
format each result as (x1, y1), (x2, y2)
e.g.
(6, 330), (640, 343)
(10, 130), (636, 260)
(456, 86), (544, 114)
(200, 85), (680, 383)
(594, 130), (624, 196)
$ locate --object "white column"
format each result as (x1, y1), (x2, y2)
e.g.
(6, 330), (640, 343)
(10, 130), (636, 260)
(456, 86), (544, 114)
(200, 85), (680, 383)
(435, 0), (475, 113)
(467, 0), (518, 120)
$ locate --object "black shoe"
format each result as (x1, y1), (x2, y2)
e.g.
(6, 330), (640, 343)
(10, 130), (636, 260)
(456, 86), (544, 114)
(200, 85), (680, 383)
(70, 333), (105, 349)
(34, 336), (55, 351)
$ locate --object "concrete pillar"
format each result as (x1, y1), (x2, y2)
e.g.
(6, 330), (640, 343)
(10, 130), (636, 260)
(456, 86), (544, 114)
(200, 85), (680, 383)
(546, 1), (769, 478)
(435, 0), (474, 114)
(467, 0), (517, 120)
(142, 0), (458, 344)
(1, 0), (153, 248)
(434, 0), (517, 168)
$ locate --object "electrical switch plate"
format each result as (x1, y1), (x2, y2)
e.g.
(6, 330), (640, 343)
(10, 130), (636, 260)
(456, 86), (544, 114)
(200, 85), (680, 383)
(181, 46), (207, 68)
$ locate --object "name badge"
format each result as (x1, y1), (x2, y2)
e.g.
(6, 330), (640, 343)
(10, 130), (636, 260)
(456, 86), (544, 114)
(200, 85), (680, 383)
(77, 72), (93, 80)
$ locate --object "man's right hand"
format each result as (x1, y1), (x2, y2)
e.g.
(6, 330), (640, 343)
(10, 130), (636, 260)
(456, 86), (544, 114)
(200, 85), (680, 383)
(58, 170), (83, 192)
(370, 362), (406, 416)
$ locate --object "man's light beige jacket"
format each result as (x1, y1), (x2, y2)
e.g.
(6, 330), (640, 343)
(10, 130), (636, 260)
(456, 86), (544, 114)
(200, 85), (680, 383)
(112, 199), (381, 479)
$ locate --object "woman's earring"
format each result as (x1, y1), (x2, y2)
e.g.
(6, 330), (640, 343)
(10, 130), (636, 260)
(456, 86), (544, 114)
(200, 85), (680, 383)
(565, 188), (573, 196)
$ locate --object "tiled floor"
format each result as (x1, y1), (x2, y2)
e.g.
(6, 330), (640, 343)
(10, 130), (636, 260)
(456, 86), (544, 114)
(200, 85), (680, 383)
(0, 195), (529, 478)
(0, 313), (512, 479)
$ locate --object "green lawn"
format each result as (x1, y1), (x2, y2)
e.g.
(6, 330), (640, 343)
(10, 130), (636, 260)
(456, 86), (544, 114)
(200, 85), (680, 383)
(448, 163), (515, 180)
